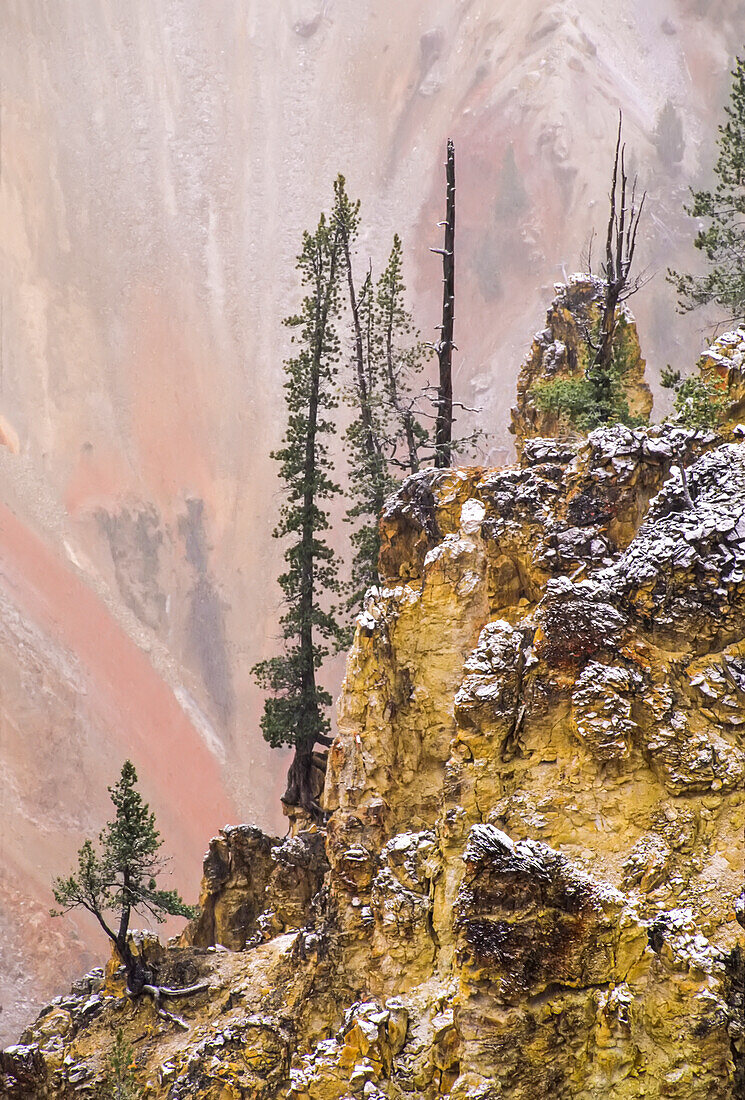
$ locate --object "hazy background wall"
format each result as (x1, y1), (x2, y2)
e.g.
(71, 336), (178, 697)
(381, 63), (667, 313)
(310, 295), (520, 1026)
(1, 0), (743, 1041)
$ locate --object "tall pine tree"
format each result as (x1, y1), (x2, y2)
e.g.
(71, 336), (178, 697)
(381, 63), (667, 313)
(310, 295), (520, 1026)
(377, 234), (429, 475)
(252, 212), (345, 818)
(332, 177), (393, 613)
(669, 56), (745, 322)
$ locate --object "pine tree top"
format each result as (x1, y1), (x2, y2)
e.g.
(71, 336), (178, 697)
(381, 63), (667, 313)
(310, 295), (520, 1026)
(669, 56), (745, 322)
(51, 761), (195, 935)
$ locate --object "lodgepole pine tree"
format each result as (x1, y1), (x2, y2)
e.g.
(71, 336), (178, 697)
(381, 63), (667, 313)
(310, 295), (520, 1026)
(51, 761), (202, 1030)
(669, 56), (745, 323)
(252, 211), (345, 819)
(335, 205), (430, 616)
(377, 234), (429, 476)
(332, 177), (392, 612)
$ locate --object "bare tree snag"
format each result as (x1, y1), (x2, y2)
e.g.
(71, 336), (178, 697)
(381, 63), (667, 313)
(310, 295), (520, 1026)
(432, 139), (456, 467)
(594, 112), (646, 377)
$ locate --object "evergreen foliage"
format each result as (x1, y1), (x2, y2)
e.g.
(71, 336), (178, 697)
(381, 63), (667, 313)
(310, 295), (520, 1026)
(661, 366), (727, 429)
(532, 318), (647, 432)
(102, 1030), (144, 1100)
(338, 222), (429, 615)
(332, 177), (393, 614)
(51, 761), (194, 987)
(343, 404), (393, 616)
(251, 209), (345, 812)
(377, 234), (430, 474)
(669, 57), (745, 321)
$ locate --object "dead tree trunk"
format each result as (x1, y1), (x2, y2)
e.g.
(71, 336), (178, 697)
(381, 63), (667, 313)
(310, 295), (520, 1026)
(594, 112), (645, 383)
(432, 139), (456, 468)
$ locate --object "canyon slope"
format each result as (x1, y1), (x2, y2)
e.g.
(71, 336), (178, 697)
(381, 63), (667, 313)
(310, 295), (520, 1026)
(2, 0), (745, 1041)
(3, 330), (744, 1097)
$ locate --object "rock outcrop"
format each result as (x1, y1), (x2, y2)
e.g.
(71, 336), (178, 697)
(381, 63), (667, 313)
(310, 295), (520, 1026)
(4, 424), (744, 1098)
(180, 826), (329, 952)
(510, 277), (653, 451)
(698, 327), (745, 430)
(5, 3), (741, 1042)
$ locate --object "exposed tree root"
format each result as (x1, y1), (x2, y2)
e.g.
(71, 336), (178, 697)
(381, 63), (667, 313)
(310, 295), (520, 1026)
(129, 982), (210, 1031)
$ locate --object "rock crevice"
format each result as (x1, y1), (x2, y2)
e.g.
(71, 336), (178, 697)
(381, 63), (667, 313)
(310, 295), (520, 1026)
(4, 421), (744, 1094)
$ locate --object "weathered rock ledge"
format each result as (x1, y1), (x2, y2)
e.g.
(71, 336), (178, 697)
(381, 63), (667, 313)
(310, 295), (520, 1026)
(3, 422), (744, 1099)
(510, 276), (653, 449)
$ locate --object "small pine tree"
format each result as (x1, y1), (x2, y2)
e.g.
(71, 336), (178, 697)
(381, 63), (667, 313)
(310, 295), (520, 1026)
(252, 210), (345, 817)
(661, 366), (727, 430)
(532, 315), (648, 432)
(377, 234), (429, 475)
(669, 57), (745, 322)
(102, 1030), (144, 1100)
(51, 761), (195, 998)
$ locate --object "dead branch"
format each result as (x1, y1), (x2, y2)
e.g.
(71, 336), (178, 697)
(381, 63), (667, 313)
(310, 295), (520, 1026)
(594, 111), (647, 378)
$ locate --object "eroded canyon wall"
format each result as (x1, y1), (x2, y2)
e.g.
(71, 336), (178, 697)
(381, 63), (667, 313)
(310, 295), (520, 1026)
(4, 412), (743, 1097)
(2, 0), (745, 1041)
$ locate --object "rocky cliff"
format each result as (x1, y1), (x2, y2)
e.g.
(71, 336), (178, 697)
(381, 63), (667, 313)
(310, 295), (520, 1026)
(4, 379), (744, 1096)
(510, 277), (653, 449)
(4, 4), (745, 1040)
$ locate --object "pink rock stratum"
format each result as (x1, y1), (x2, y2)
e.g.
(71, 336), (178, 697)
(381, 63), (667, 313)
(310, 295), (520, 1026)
(0, 0), (741, 1042)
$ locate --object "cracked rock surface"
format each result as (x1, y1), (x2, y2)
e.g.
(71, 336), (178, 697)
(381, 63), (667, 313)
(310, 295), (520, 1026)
(4, 428), (744, 1098)
(509, 276), (653, 450)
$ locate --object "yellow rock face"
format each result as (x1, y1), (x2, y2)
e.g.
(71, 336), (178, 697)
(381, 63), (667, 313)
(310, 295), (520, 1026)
(509, 277), (653, 452)
(325, 430), (743, 1097)
(4, 427), (744, 1099)
(698, 327), (745, 431)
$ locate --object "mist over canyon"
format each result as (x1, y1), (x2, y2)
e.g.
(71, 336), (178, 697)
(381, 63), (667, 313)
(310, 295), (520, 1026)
(1, 0), (743, 1043)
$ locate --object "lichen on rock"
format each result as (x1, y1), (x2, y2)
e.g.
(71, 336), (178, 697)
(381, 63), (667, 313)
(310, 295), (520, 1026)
(4, 394), (744, 1096)
(698, 327), (745, 429)
(510, 276), (653, 450)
